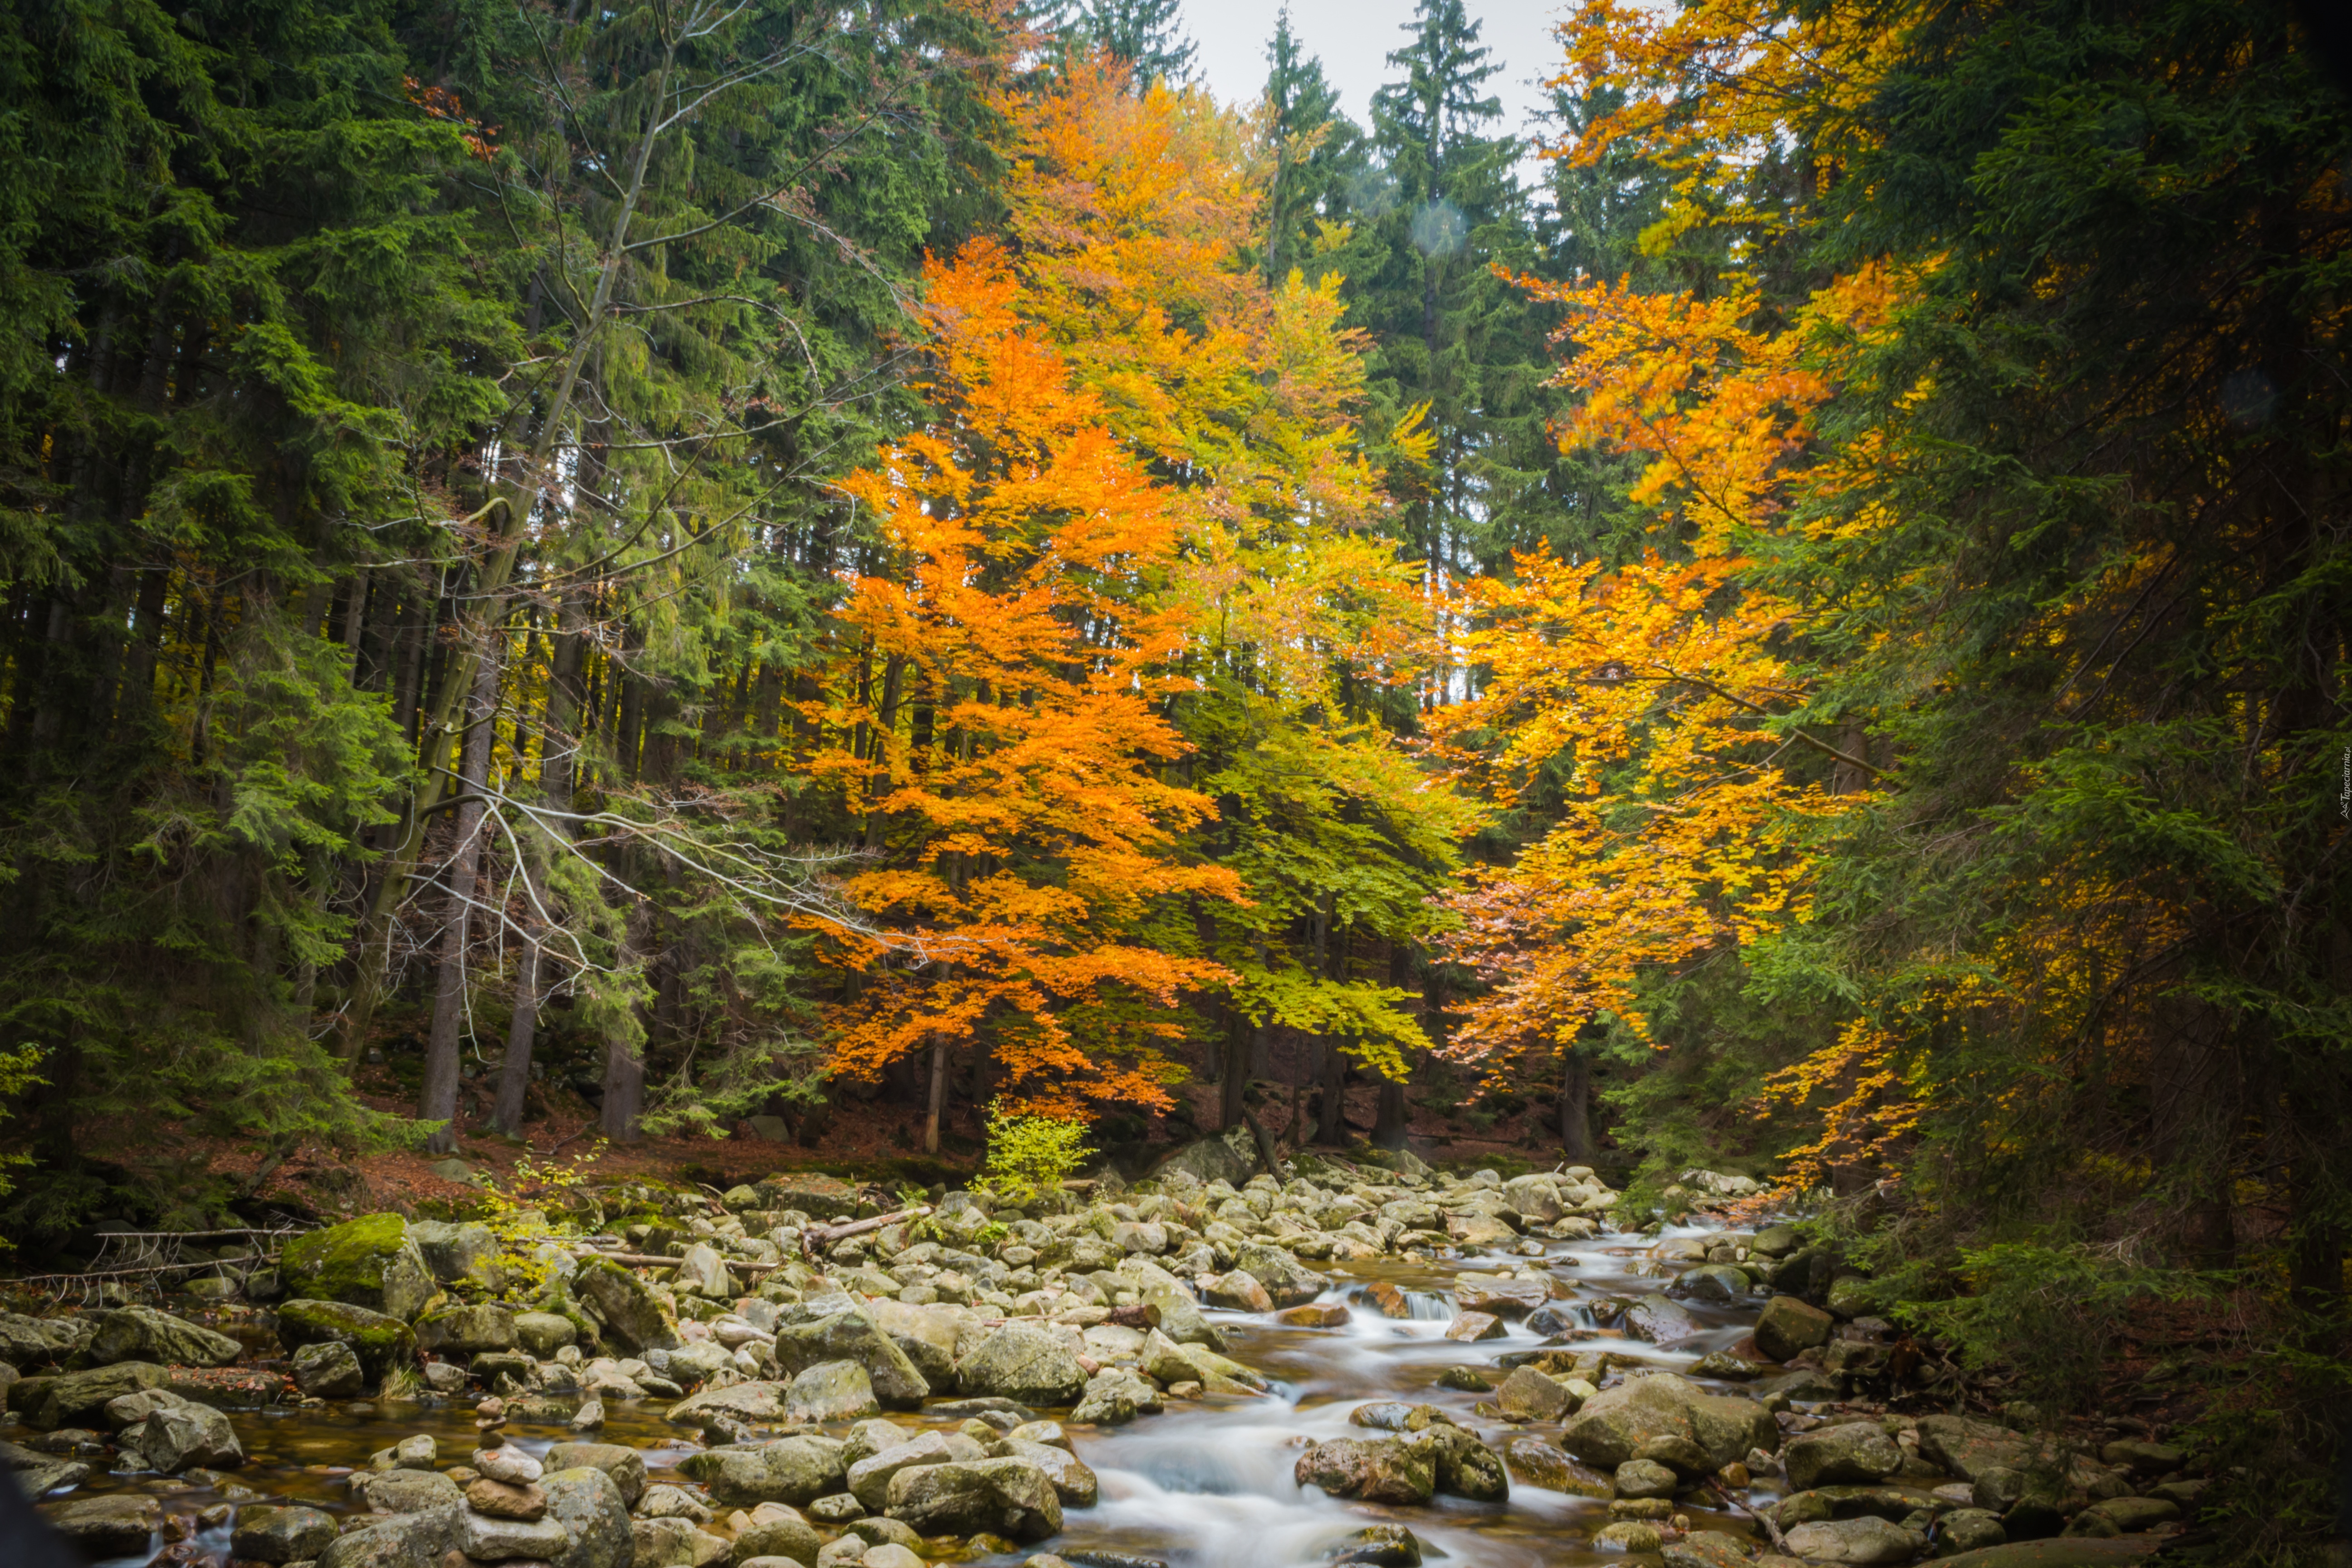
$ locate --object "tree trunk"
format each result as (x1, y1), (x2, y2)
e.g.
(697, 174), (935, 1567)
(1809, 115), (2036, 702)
(495, 596), (586, 1137)
(493, 940), (538, 1136)
(924, 1037), (947, 1155)
(1316, 1039), (1348, 1144)
(1559, 1041), (1596, 1164)
(1219, 1013), (1252, 1132)
(420, 647), (501, 1154)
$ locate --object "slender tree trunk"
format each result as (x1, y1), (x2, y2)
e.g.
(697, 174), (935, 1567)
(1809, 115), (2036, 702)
(603, 901), (652, 1144)
(1219, 1014), (1252, 1132)
(1559, 1042), (1596, 1164)
(924, 1036), (948, 1155)
(1317, 1036), (1348, 1144)
(420, 647), (501, 1154)
(495, 601), (585, 1136)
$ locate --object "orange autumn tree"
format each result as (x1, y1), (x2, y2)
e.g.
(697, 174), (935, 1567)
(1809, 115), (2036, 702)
(1429, 265), (1904, 1135)
(815, 240), (1244, 1138)
(976, 62), (1473, 1130)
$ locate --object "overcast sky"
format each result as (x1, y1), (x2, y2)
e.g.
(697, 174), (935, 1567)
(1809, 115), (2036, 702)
(1181, 0), (1568, 145)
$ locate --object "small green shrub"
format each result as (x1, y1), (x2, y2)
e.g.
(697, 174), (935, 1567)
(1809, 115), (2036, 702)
(978, 1101), (1095, 1204)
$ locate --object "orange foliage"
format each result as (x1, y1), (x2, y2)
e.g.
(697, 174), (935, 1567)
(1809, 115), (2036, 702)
(1430, 265), (1902, 1075)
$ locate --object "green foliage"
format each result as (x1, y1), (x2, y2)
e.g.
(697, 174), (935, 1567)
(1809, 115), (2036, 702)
(978, 1100), (1095, 1203)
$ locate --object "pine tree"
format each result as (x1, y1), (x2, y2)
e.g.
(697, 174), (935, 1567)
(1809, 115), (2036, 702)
(1063, 0), (1196, 89)
(1259, 9), (1367, 287)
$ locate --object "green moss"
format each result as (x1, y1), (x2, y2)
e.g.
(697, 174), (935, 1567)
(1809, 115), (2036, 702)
(282, 1213), (408, 1299)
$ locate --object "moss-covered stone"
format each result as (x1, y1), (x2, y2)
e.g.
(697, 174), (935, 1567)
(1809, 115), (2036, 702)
(274, 1299), (417, 1377)
(280, 1215), (435, 1320)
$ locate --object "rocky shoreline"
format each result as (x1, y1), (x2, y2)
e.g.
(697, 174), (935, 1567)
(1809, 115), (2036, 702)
(0, 1150), (2205, 1567)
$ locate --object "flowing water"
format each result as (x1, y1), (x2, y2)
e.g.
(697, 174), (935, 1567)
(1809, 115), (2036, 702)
(56, 1219), (1805, 1568)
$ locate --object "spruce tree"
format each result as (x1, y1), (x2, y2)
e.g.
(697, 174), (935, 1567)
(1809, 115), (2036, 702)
(1259, 9), (1367, 287)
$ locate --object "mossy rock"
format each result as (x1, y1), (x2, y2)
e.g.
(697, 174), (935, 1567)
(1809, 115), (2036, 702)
(274, 1299), (417, 1377)
(280, 1215), (435, 1320)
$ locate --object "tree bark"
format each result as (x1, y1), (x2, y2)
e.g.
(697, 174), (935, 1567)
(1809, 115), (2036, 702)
(924, 1036), (948, 1155)
(420, 647), (501, 1154)
(495, 599), (585, 1137)
(1559, 1041), (1596, 1164)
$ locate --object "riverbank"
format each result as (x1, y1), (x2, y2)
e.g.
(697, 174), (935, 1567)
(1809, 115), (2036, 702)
(2, 1149), (2204, 1566)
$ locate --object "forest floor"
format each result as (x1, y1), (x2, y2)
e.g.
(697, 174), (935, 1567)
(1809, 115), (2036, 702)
(79, 1068), (1573, 1229)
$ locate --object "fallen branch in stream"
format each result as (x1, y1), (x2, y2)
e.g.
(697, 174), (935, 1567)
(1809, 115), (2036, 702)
(1706, 1477), (1788, 1552)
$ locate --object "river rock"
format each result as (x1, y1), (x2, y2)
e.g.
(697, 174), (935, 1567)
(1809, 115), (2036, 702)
(1187, 1273), (1266, 1321)
(1781, 1516), (1926, 1564)
(1669, 1265), (1753, 1305)
(356, 1466), (466, 1514)
(407, 1219), (502, 1288)
(275, 1299), (418, 1376)
(1296, 1437), (1436, 1504)
(113, 1388), (243, 1470)
(1153, 1127), (1262, 1187)
(27, 1360), (171, 1429)
(789, 1359), (881, 1422)
(1443, 1310), (1505, 1342)
(1937, 1509), (2006, 1552)
(672, 1242), (735, 1299)
(535, 1442), (645, 1510)
(848, 1431), (962, 1509)
(1454, 1274), (1548, 1318)
(573, 1258), (682, 1354)
(1140, 1328), (1266, 1394)
(0, 1314), (91, 1369)
(1594, 1522), (1665, 1552)
(416, 1302), (517, 1356)
(734, 1509), (823, 1564)
(231, 1503), (340, 1562)
(1663, 1532), (1754, 1568)
(292, 1339), (367, 1397)
(84, 1305), (243, 1368)
(475, 1444), (544, 1484)
(1499, 1435), (1612, 1497)
(679, 1435), (847, 1504)
(1786, 1422), (1904, 1488)
(514, 1310), (578, 1356)
(1616, 1456), (1679, 1498)
(885, 1456), (1063, 1541)
(0, 1440), (90, 1498)
(1754, 1294), (1835, 1361)
(467, 1476), (549, 1520)
(2079, 1495), (2180, 1533)
(1559, 1372), (1777, 1471)
(1495, 1366), (1575, 1421)
(774, 1309), (929, 1408)
(1235, 1244), (1328, 1308)
(1412, 1422), (1510, 1501)
(866, 1297), (963, 1386)
(279, 1214), (436, 1320)
(39, 1494), (164, 1556)
(957, 1322), (1087, 1406)
(1914, 1414), (2059, 1481)
(1445, 1212), (1518, 1249)
(458, 1505), (573, 1561)
(318, 1504), (461, 1568)
(543, 1463), (635, 1568)
(1006, 1437), (1098, 1505)
(1623, 1294), (1700, 1343)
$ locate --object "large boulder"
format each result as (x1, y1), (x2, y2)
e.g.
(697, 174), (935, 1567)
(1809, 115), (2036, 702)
(543, 1465), (634, 1568)
(1781, 1517), (1926, 1564)
(1294, 1438), (1436, 1504)
(1623, 1294), (1700, 1344)
(544, 1443), (649, 1509)
(275, 1299), (417, 1377)
(1412, 1423), (1509, 1501)
(1005, 1438), (1098, 1506)
(39, 1495), (164, 1557)
(955, 1322), (1087, 1406)
(291, 1340), (367, 1398)
(756, 1173), (862, 1220)
(573, 1258), (681, 1354)
(1235, 1244), (1328, 1308)
(231, 1505), (340, 1563)
(280, 1215), (436, 1320)
(732, 1509), (823, 1565)
(1786, 1422), (1905, 1489)
(1915, 1414), (2059, 1482)
(318, 1504), (460, 1568)
(847, 1431), (962, 1510)
(1502, 1175), (1564, 1223)
(0, 1314), (91, 1369)
(85, 1306), (243, 1368)
(772, 1310), (929, 1409)
(415, 1303), (517, 1357)
(1559, 1373), (1777, 1472)
(678, 1436), (846, 1505)
(24, 1360), (172, 1429)
(354, 1467), (465, 1514)
(515, 1311), (578, 1357)
(0, 1439), (91, 1498)
(865, 1298), (963, 1387)
(407, 1220), (503, 1289)
(110, 1388), (243, 1471)
(884, 1457), (1063, 1542)
(666, 1379), (791, 1426)
(1152, 1127), (1262, 1187)
(1755, 1294), (1836, 1362)
(787, 1360), (880, 1423)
